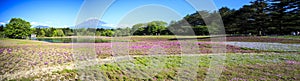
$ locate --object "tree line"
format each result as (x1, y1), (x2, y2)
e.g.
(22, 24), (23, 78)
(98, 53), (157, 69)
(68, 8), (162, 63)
(34, 28), (117, 37)
(168, 0), (300, 36)
(110, 0), (300, 36)
(0, 0), (299, 39)
(219, 0), (300, 35)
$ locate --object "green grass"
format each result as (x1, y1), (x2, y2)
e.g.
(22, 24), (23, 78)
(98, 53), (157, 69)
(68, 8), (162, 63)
(266, 35), (300, 40)
(2, 36), (299, 80)
(19, 53), (300, 80)
(0, 38), (45, 45)
(9, 78), (35, 81)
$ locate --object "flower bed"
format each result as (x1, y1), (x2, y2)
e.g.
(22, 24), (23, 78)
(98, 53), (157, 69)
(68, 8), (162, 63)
(197, 36), (300, 44)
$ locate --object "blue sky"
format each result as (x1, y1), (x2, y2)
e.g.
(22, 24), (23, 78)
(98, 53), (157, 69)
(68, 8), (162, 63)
(0, 0), (252, 27)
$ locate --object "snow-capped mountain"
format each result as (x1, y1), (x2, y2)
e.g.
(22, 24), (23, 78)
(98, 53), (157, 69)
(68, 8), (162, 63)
(75, 19), (113, 29)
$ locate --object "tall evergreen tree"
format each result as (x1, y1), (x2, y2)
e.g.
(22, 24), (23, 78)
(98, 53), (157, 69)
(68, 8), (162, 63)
(250, 0), (269, 35)
(232, 5), (255, 34)
(267, 0), (292, 34)
(285, 0), (300, 31)
(219, 7), (237, 34)
(0, 25), (4, 32)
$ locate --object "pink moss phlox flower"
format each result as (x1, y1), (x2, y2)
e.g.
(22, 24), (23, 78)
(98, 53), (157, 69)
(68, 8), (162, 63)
(285, 60), (300, 65)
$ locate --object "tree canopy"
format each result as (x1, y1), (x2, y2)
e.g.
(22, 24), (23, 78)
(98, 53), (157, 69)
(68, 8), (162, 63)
(4, 18), (32, 39)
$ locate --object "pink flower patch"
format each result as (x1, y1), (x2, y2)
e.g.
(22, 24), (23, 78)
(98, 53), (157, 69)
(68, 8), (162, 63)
(230, 78), (247, 81)
(285, 60), (300, 65)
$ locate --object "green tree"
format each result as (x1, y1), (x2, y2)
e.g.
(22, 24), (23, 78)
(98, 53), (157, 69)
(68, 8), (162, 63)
(101, 30), (114, 37)
(131, 23), (145, 35)
(193, 25), (209, 35)
(4, 18), (32, 39)
(219, 7), (238, 34)
(250, 0), (269, 35)
(0, 25), (4, 32)
(35, 28), (45, 37)
(267, 0), (299, 34)
(146, 21), (167, 35)
(168, 20), (192, 35)
(53, 29), (65, 37)
(0, 25), (4, 38)
(44, 28), (54, 37)
(224, 0), (269, 35)
(95, 31), (101, 36)
(62, 28), (74, 36)
(287, 0), (300, 31)
(184, 11), (209, 26)
(74, 28), (94, 36)
(106, 30), (114, 37)
(229, 5), (258, 35)
(40, 29), (46, 37)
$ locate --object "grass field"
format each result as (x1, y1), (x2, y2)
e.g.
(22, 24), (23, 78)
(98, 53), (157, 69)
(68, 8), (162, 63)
(0, 36), (299, 80)
(13, 53), (300, 80)
(0, 38), (46, 45)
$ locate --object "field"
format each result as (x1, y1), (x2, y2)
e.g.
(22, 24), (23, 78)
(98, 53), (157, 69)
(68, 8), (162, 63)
(266, 35), (300, 40)
(0, 36), (300, 80)
(2, 0), (300, 80)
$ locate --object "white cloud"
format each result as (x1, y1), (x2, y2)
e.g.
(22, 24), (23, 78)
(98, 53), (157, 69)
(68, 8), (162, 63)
(62, 25), (71, 28)
(30, 22), (48, 26)
(0, 22), (6, 25)
(30, 22), (38, 25)
(102, 24), (116, 27)
(102, 24), (132, 28)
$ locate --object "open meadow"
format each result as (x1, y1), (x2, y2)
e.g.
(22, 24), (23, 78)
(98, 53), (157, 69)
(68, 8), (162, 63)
(1, 0), (300, 80)
(0, 36), (299, 80)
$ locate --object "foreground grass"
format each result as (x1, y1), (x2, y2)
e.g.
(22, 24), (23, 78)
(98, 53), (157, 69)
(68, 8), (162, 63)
(2, 37), (299, 80)
(16, 53), (300, 80)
